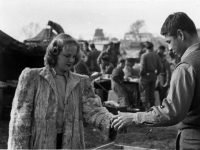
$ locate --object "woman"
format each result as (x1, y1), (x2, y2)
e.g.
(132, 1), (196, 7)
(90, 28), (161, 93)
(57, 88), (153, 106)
(8, 33), (116, 149)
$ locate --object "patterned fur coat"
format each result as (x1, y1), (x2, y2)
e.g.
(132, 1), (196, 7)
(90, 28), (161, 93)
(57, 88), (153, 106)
(8, 67), (116, 149)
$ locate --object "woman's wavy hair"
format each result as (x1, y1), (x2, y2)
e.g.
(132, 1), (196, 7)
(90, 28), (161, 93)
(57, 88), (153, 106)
(44, 33), (81, 67)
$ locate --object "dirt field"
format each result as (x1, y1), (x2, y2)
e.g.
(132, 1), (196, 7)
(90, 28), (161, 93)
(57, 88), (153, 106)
(0, 119), (177, 149)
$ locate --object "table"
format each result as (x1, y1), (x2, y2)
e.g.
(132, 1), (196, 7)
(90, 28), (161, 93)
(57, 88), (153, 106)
(93, 77), (140, 108)
(123, 78), (140, 108)
(93, 77), (111, 102)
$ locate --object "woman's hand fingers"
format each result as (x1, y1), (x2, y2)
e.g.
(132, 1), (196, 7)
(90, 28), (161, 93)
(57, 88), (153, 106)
(111, 117), (124, 130)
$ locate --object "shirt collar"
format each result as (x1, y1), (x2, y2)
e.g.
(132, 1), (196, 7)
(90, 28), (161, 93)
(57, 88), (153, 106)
(181, 42), (200, 61)
(51, 68), (69, 79)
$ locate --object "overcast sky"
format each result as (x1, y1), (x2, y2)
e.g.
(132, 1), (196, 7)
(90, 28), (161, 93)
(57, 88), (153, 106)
(1, 0), (200, 41)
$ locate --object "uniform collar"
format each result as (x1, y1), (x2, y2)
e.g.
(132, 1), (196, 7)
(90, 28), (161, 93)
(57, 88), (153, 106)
(181, 43), (200, 61)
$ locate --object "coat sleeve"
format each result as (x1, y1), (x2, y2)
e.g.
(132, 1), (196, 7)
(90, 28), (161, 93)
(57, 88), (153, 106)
(8, 68), (37, 149)
(81, 76), (117, 141)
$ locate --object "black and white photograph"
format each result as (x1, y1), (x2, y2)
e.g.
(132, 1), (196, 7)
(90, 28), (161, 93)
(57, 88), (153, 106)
(0, 0), (200, 149)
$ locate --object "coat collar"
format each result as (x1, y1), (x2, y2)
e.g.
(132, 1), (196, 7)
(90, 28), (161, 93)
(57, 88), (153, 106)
(39, 66), (81, 100)
(65, 70), (81, 100)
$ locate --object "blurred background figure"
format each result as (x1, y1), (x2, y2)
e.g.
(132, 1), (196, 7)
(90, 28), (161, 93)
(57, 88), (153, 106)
(111, 58), (131, 107)
(139, 42), (147, 60)
(97, 42), (118, 68)
(74, 43), (91, 76)
(168, 48), (181, 72)
(139, 41), (162, 111)
(124, 58), (139, 79)
(83, 41), (91, 56)
(87, 43), (101, 73)
(156, 45), (171, 104)
(99, 55), (114, 75)
(123, 58), (139, 108)
(83, 41), (91, 68)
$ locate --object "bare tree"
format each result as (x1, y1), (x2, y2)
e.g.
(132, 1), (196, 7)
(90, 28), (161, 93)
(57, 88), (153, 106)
(22, 22), (41, 38)
(130, 20), (145, 34)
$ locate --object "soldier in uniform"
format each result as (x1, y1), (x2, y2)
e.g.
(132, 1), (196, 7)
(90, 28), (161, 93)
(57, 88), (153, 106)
(156, 45), (171, 104)
(87, 43), (101, 72)
(112, 12), (200, 150)
(139, 42), (162, 110)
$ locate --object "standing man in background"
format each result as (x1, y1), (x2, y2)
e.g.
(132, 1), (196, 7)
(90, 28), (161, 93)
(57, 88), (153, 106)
(87, 43), (101, 72)
(139, 41), (162, 111)
(97, 42), (118, 68)
(156, 45), (171, 104)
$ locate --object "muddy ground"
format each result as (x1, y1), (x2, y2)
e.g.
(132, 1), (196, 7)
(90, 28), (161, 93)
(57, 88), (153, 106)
(0, 119), (177, 149)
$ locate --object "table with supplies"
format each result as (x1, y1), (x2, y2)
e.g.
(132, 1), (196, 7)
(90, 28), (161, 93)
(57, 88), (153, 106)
(93, 75), (141, 112)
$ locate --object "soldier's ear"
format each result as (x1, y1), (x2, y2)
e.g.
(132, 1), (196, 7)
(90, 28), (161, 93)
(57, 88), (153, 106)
(177, 29), (184, 41)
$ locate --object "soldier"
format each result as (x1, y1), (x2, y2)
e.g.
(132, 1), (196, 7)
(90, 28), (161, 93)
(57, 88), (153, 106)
(156, 45), (171, 103)
(112, 12), (200, 149)
(139, 41), (162, 110)
(87, 43), (101, 72)
(97, 42), (118, 68)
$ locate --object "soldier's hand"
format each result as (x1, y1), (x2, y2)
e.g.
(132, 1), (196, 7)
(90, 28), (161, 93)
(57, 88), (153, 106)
(111, 111), (135, 130)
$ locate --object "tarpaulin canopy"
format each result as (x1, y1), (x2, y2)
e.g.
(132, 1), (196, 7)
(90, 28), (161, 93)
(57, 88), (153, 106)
(24, 28), (56, 43)
(0, 30), (44, 81)
(0, 30), (28, 54)
(0, 20), (64, 81)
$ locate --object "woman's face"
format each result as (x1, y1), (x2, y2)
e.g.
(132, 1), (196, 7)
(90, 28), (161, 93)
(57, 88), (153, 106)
(54, 45), (78, 74)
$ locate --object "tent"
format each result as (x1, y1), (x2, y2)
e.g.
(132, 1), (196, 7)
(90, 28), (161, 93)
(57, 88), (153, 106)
(24, 20), (64, 49)
(0, 21), (64, 81)
(0, 30), (45, 81)
(24, 28), (56, 43)
(0, 21), (65, 119)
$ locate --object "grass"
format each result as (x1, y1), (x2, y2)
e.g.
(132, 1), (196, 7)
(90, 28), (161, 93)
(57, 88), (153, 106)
(0, 119), (177, 149)
(84, 124), (177, 149)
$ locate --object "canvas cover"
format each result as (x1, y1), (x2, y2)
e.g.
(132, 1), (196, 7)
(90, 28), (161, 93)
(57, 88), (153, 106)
(0, 20), (65, 81)
(0, 30), (44, 81)
(24, 20), (64, 46)
(24, 28), (56, 43)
